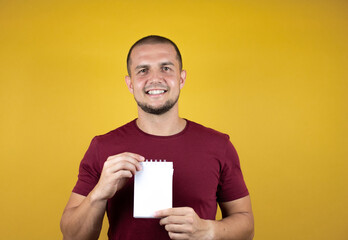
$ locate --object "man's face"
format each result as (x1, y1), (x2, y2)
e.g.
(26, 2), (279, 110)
(125, 43), (186, 115)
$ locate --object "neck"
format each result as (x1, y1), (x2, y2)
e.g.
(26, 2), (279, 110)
(136, 106), (186, 136)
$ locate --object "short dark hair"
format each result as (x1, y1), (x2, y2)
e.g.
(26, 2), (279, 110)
(126, 35), (182, 76)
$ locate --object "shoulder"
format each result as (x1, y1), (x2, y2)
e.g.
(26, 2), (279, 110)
(186, 119), (230, 144)
(92, 119), (138, 144)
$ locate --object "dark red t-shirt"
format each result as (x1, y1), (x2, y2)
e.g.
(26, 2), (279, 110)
(73, 119), (249, 239)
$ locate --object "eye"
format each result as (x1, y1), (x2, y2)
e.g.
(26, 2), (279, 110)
(162, 66), (171, 71)
(137, 68), (148, 74)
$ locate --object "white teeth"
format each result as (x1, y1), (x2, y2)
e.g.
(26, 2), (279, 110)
(147, 90), (165, 95)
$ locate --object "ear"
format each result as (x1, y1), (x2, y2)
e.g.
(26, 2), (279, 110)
(179, 70), (187, 90)
(125, 75), (134, 94)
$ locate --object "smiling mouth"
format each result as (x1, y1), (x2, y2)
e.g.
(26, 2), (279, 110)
(146, 89), (167, 95)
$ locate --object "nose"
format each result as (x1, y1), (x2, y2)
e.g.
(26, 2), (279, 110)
(148, 70), (164, 85)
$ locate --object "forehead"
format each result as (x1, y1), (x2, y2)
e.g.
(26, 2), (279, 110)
(129, 43), (178, 67)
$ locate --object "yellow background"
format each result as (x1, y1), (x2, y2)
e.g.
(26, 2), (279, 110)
(1, 1), (347, 239)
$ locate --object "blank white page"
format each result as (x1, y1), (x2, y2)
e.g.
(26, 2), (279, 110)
(133, 161), (173, 218)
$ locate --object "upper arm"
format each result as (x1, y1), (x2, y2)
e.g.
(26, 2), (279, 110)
(63, 192), (87, 213)
(219, 195), (253, 218)
(218, 195), (254, 240)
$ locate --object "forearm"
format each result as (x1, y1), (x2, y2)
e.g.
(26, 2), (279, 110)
(60, 191), (107, 240)
(211, 212), (254, 240)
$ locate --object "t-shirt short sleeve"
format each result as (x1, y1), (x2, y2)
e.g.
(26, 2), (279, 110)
(216, 138), (249, 202)
(72, 137), (102, 196)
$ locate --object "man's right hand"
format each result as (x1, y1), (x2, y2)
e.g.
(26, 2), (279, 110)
(60, 152), (145, 240)
(91, 152), (145, 202)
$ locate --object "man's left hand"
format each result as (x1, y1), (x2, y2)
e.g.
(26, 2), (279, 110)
(155, 207), (214, 240)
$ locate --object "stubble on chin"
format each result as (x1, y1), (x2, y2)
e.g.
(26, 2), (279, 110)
(134, 92), (180, 115)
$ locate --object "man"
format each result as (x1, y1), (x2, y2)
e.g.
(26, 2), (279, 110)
(60, 35), (254, 240)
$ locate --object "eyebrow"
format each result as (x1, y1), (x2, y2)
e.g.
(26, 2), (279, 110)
(160, 62), (174, 67)
(134, 62), (175, 70)
(135, 64), (149, 70)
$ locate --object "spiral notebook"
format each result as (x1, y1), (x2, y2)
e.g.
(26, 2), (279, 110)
(133, 160), (174, 218)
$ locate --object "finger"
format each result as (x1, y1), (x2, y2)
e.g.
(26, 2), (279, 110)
(107, 154), (143, 166)
(114, 170), (133, 180)
(105, 161), (138, 176)
(106, 154), (144, 171)
(155, 207), (193, 218)
(165, 223), (193, 235)
(159, 215), (189, 226)
(125, 152), (145, 161)
(168, 231), (188, 240)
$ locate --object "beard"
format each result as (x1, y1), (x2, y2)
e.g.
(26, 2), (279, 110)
(135, 92), (180, 115)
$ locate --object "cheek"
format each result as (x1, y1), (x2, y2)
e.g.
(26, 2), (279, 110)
(133, 78), (146, 89)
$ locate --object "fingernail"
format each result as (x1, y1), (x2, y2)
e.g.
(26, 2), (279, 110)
(154, 211), (160, 217)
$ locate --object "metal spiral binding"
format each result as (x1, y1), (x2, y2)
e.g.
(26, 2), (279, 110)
(143, 159), (168, 166)
(145, 159), (166, 162)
